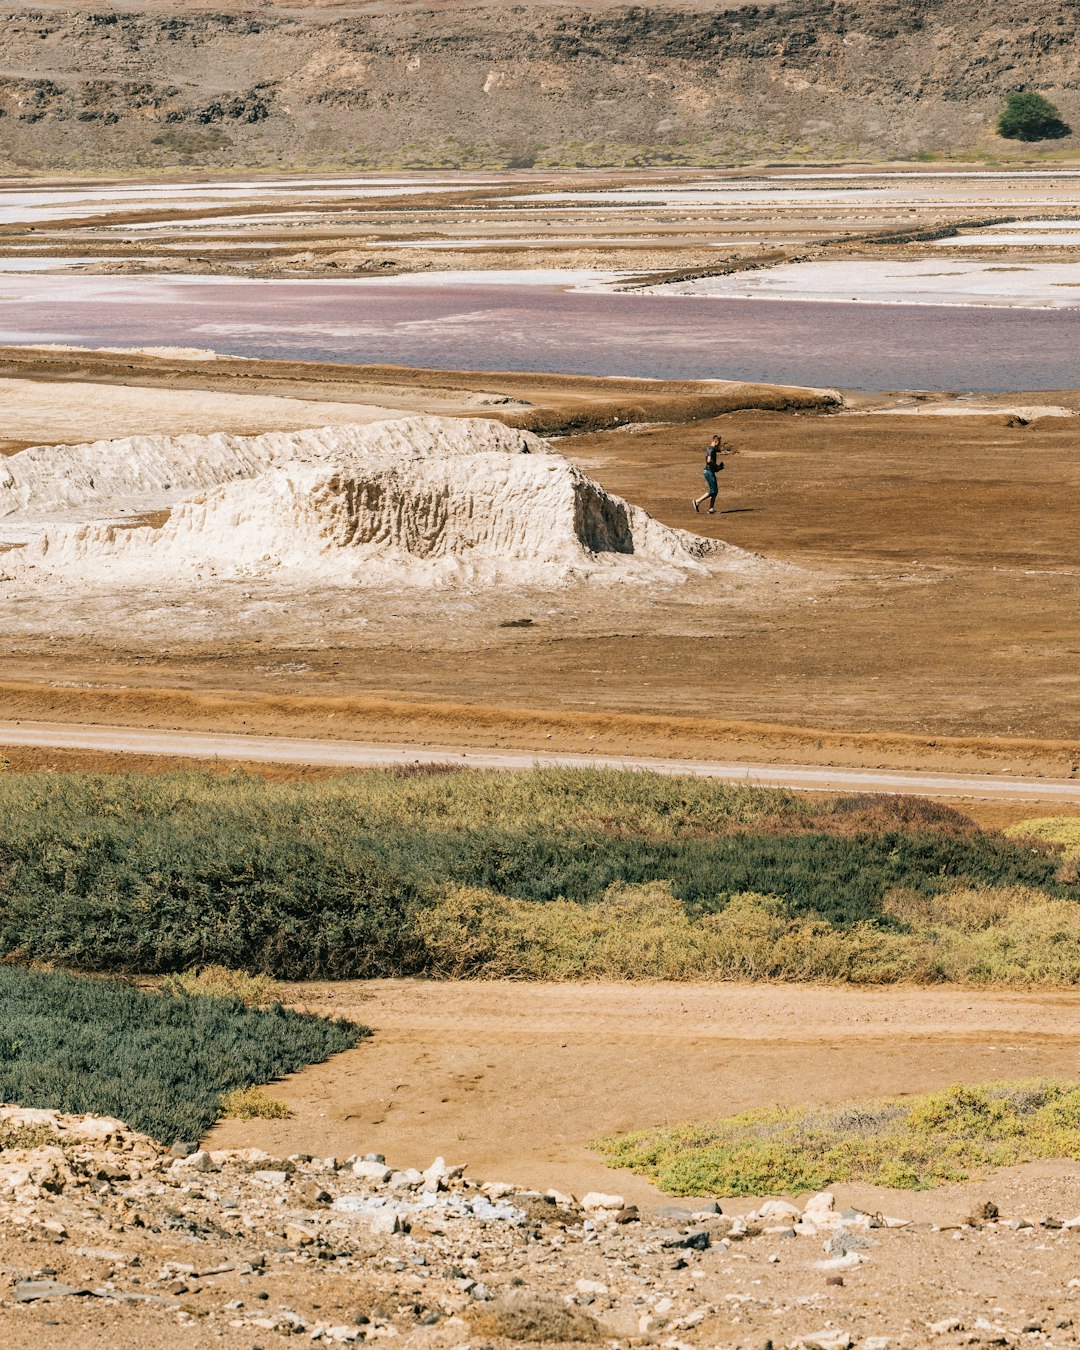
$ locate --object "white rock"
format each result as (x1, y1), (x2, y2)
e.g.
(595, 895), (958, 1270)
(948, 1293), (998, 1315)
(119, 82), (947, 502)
(546, 1188), (576, 1207)
(70, 1115), (123, 1141)
(928, 1317), (964, 1335)
(795, 1332), (851, 1350)
(814, 1253), (865, 1271)
(759, 1199), (801, 1220)
(581, 1192), (625, 1211)
(863, 1339), (892, 1350)
(352, 1160), (392, 1183)
(803, 1191), (836, 1215)
(482, 1182), (517, 1199)
(366, 1210), (403, 1236)
(575, 1279), (608, 1296)
(171, 1151), (212, 1174)
(252, 1169), (289, 1186)
(0, 1106), (59, 1128)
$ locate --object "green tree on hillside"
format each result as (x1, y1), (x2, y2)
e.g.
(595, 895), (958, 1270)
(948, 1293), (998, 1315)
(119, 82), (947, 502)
(997, 92), (1070, 142)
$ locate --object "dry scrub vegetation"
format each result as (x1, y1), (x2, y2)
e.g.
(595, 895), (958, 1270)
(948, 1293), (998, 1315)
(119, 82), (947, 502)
(0, 768), (1077, 985)
(596, 1080), (1080, 1195)
(419, 881), (1080, 985)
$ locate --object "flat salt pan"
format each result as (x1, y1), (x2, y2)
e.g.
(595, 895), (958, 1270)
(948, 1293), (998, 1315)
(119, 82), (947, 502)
(941, 234), (1080, 247)
(646, 260), (1080, 309)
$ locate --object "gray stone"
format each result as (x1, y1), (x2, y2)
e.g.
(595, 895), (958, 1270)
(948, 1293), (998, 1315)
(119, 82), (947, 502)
(823, 1228), (874, 1257)
(14, 1280), (89, 1302)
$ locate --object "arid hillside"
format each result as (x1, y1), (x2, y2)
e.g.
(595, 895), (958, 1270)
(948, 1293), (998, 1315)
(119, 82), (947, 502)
(3, 0), (1080, 172)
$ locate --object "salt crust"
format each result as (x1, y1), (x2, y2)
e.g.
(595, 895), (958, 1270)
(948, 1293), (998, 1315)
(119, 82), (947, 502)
(2, 415), (764, 588)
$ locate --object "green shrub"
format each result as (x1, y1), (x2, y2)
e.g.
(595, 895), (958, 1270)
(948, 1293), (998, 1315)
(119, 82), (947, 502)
(997, 92), (1070, 142)
(594, 1079), (1080, 1195)
(0, 769), (1076, 982)
(0, 965), (363, 1141)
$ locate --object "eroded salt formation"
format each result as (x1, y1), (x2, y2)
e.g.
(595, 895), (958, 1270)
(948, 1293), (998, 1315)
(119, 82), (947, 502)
(2, 416), (762, 588)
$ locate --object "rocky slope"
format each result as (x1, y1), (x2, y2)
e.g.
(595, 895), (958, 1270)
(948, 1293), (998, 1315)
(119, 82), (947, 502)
(2, 0), (1079, 172)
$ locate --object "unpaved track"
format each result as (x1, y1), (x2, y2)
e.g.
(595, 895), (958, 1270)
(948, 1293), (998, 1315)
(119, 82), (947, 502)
(208, 980), (1080, 1206)
(4, 718), (1080, 800)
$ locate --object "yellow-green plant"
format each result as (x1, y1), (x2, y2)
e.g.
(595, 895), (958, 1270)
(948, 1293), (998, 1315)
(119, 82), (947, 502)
(595, 1080), (1080, 1195)
(218, 1086), (290, 1120)
(165, 966), (279, 1007)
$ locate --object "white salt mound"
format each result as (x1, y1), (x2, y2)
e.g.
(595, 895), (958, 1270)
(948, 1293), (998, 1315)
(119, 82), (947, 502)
(3, 415), (763, 588)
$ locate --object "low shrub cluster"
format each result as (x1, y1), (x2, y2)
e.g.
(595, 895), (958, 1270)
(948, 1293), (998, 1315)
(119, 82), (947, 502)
(420, 881), (1080, 985)
(0, 965), (364, 1141)
(594, 1079), (1080, 1194)
(0, 769), (1076, 983)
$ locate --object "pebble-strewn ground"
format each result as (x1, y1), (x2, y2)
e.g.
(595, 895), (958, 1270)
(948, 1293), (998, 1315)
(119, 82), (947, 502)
(5, 1106), (1080, 1349)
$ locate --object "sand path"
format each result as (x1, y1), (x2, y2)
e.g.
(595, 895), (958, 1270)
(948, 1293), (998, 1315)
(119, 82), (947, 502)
(207, 981), (1080, 1206)
(4, 719), (1080, 800)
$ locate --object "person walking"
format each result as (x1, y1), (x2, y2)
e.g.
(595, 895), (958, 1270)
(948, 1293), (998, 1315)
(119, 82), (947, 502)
(693, 434), (725, 514)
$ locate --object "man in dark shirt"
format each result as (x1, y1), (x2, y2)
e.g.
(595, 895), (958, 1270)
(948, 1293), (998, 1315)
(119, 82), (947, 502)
(693, 434), (725, 514)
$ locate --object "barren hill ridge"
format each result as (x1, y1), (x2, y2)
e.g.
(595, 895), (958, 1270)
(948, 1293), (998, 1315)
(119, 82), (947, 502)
(2, 0), (1079, 171)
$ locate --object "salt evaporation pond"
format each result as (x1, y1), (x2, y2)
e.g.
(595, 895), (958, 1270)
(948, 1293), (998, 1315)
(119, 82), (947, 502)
(1, 273), (1078, 390)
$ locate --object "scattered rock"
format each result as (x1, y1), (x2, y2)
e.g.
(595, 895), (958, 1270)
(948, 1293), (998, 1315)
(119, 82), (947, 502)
(794, 1329), (852, 1349)
(928, 1316), (965, 1335)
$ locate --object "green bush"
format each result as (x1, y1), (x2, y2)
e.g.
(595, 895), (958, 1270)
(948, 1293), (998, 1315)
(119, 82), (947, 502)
(594, 1079), (1080, 1195)
(997, 92), (1070, 142)
(0, 769), (1076, 981)
(0, 965), (363, 1141)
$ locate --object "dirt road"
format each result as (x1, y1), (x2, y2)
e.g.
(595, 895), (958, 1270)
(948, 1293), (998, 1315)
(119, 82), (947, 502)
(4, 719), (1080, 800)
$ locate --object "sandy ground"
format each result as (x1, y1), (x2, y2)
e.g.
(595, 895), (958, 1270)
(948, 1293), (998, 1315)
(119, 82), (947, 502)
(3, 362), (1079, 749)
(208, 980), (1080, 1204)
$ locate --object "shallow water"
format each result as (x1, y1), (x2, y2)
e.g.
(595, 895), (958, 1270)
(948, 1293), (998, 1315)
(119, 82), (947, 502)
(1, 273), (1078, 390)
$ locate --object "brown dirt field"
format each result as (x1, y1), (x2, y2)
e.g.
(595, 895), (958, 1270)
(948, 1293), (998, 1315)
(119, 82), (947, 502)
(209, 980), (1080, 1206)
(4, 355), (1080, 772)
